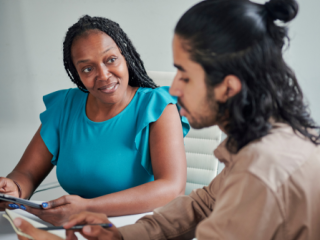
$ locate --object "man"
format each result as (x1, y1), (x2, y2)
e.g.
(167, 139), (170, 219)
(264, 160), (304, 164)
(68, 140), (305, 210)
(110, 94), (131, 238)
(14, 0), (320, 239)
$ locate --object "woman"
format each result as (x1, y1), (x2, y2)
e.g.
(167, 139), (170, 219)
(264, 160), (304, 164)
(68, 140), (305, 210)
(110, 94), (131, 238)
(0, 15), (189, 226)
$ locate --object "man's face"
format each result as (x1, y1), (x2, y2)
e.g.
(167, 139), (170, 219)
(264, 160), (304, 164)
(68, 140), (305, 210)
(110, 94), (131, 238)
(170, 34), (219, 129)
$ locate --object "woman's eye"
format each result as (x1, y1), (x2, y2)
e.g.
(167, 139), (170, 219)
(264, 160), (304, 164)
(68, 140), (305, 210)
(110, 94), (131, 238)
(83, 67), (92, 73)
(107, 58), (116, 63)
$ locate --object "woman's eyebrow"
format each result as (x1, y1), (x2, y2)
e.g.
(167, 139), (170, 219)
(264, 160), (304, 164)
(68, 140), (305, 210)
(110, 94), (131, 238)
(76, 47), (116, 65)
(102, 47), (115, 55)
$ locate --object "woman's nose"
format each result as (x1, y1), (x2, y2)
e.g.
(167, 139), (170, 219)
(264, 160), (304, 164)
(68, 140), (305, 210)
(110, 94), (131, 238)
(97, 65), (111, 80)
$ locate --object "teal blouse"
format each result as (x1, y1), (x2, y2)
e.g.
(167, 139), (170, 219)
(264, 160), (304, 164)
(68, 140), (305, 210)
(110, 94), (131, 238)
(40, 87), (189, 198)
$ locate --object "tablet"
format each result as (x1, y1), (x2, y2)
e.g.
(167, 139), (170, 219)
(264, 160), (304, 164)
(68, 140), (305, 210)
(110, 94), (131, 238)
(0, 194), (42, 209)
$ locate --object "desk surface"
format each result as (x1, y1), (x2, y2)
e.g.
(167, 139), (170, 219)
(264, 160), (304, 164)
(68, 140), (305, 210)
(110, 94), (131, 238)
(0, 208), (151, 240)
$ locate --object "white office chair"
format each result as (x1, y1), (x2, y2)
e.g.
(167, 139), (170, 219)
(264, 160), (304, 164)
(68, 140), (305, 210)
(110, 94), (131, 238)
(147, 71), (222, 195)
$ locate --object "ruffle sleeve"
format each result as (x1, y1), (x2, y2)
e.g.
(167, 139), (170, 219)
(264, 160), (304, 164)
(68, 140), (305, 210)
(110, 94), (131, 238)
(135, 86), (190, 175)
(39, 89), (69, 165)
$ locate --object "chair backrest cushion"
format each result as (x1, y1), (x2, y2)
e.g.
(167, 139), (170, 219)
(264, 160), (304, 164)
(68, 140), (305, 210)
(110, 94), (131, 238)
(147, 71), (222, 195)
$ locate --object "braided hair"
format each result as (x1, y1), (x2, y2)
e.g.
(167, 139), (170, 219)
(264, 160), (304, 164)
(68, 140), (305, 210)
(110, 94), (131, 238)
(63, 15), (157, 92)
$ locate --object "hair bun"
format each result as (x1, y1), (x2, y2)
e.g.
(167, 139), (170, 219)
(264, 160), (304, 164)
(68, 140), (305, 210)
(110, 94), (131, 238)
(264, 0), (299, 22)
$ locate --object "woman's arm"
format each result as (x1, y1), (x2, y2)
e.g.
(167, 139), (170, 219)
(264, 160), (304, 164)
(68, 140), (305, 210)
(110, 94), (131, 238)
(0, 125), (54, 205)
(28, 104), (187, 224)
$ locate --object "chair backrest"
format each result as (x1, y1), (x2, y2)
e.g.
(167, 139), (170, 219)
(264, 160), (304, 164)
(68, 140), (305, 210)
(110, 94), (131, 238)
(147, 71), (222, 195)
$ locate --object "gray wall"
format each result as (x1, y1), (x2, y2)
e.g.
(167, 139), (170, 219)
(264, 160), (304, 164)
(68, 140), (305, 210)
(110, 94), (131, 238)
(0, 0), (199, 127)
(0, 0), (319, 199)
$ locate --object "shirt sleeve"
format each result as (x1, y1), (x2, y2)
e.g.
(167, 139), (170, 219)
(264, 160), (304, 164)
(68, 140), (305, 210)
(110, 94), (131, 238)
(39, 89), (70, 165)
(135, 86), (190, 175)
(118, 168), (225, 240)
(118, 168), (283, 240)
(196, 172), (283, 240)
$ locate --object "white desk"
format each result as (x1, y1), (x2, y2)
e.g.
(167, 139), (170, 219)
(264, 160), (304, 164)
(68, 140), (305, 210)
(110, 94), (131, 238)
(0, 209), (151, 240)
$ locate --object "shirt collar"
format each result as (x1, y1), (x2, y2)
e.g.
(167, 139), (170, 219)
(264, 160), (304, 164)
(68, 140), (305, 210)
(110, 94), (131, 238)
(213, 138), (233, 167)
(214, 122), (292, 167)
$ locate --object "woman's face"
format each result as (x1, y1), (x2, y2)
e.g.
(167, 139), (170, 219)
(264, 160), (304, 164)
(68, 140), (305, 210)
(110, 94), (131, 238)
(71, 30), (130, 104)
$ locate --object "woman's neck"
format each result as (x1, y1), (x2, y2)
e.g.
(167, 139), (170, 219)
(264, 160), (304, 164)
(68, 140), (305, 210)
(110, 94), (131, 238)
(86, 86), (138, 122)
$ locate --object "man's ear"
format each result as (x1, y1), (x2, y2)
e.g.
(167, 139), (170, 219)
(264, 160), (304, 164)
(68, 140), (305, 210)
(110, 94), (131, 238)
(214, 75), (242, 103)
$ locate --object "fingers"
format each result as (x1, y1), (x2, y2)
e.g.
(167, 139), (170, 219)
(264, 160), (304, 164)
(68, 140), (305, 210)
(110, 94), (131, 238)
(24, 199), (74, 226)
(0, 178), (22, 211)
(82, 225), (106, 237)
(26, 196), (67, 215)
(0, 177), (19, 197)
(0, 177), (8, 189)
(14, 218), (41, 240)
(81, 225), (122, 240)
(14, 218), (64, 240)
(19, 204), (27, 210)
(24, 205), (44, 216)
(14, 217), (34, 232)
(0, 201), (10, 211)
(17, 234), (30, 240)
(0, 201), (26, 211)
(64, 212), (118, 240)
(17, 233), (31, 240)
(64, 211), (109, 229)
(42, 195), (69, 209)
(8, 203), (25, 210)
(14, 218), (36, 240)
(23, 206), (64, 226)
(24, 205), (62, 223)
(66, 230), (78, 240)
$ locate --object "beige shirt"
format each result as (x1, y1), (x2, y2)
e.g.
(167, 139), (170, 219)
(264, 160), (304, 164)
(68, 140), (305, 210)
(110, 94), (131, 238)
(119, 123), (320, 240)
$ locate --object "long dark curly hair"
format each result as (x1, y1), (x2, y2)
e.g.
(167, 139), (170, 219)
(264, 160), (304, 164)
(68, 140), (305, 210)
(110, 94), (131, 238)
(175, 0), (320, 153)
(63, 15), (157, 92)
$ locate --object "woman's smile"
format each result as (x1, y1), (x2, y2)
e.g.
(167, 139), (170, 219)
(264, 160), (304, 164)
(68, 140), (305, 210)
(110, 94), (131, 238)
(98, 82), (119, 94)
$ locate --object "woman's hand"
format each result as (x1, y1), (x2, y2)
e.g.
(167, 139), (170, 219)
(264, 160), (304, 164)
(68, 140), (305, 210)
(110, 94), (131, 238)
(14, 218), (63, 240)
(1, 125), (55, 204)
(64, 211), (121, 240)
(25, 195), (88, 226)
(0, 177), (20, 210)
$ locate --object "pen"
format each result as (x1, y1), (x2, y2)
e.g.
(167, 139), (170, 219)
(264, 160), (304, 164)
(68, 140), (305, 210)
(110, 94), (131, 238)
(37, 223), (113, 231)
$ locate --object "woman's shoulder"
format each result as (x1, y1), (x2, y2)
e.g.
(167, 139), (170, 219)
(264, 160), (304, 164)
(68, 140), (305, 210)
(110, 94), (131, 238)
(137, 86), (170, 94)
(136, 86), (177, 103)
(41, 88), (86, 120)
(44, 87), (85, 99)
(43, 88), (86, 105)
(133, 86), (186, 128)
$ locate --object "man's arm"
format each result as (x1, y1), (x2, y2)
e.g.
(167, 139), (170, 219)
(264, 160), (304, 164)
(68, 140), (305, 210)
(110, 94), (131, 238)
(118, 169), (226, 240)
(196, 172), (283, 240)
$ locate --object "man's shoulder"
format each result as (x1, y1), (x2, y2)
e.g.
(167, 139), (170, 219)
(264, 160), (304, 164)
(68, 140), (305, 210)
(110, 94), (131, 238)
(235, 123), (320, 192)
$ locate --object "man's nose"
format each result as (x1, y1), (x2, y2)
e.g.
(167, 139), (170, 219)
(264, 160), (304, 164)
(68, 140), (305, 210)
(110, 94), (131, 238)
(169, 72), (182, 97)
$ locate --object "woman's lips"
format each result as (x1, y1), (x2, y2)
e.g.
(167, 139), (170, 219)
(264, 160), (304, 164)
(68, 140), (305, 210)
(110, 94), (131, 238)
(98, 82), (119, 93)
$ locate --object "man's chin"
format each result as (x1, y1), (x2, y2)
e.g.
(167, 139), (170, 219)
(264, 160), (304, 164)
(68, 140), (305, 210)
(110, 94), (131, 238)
(189, 120), (215, 129)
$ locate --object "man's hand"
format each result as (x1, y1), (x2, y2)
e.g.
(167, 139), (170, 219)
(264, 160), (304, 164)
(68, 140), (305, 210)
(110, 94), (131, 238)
(0, 177), (20, 211)
(14, 218), (63, 240)
(64, 211), (122, 240)
(25, 195), (88, 226)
